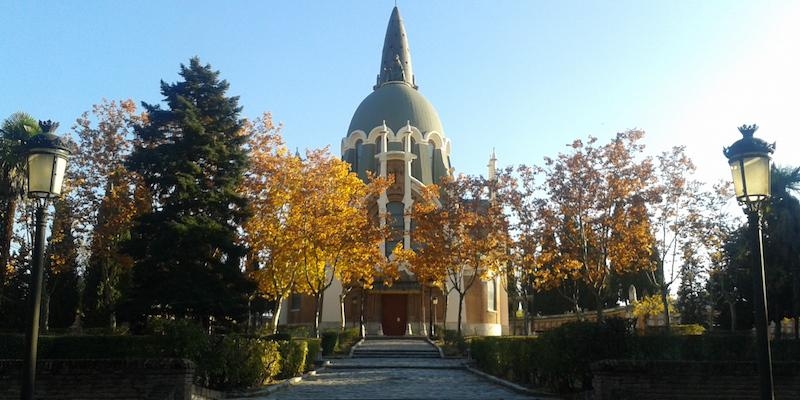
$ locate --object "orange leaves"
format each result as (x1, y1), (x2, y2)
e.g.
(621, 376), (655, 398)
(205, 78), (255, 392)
(407, 174), (511, 291)
(240, 114), (389, 302)
(534, 130), (656, 302)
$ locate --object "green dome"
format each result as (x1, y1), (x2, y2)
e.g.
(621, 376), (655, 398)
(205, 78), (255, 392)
(348, 82), (444, 135)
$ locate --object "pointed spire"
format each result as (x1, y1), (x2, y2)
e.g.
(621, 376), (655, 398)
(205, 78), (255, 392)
(375, 7), (417, 90)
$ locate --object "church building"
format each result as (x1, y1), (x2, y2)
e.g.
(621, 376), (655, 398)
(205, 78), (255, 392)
(279, 6), (509, 336)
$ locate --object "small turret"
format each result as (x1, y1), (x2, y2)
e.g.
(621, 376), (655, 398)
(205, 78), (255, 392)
(487, 148), (497, 181)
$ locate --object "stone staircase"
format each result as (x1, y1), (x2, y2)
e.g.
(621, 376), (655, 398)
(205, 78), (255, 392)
(350, 337), (442, 359)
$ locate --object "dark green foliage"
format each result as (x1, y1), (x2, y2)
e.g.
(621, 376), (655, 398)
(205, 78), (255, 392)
(277, 324), (310, 338)
(336, 327), (360, 353)
(304, 338), (321, 371)
(677, 261), (710, 326)
(470, 322), (800, 394)
(320, 330), (338, 355)
(124, 58), (252, 326)
(264, 332), (291, 341)
(202, 335), (281, 390)
(0, 321), (291, 390)
(0, 249), (30, 331)
(534, 319), (629, 392)
(278, 340), (308, 379)
(0, 112), (40, 302)
(470, 336), (540, 384)
(709, 165), (800, 335)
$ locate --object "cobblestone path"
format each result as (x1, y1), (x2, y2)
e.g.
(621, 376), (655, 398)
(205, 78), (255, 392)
(240, 338), (551, 400)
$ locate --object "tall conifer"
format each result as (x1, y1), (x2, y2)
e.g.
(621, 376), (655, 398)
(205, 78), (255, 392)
(125, 58), (251, 326)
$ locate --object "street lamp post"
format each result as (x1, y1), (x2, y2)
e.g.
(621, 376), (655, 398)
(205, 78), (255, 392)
(723, 124), (775, 400)
(432, 296), (438, 337)
(20, 121), (72, 400)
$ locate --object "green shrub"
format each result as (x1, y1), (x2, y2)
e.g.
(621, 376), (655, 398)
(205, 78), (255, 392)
(644, 323), (706, 336)
(320, 331), (338, 356)
(336, 328), (361, 353)
(672, 324), (706, 335)
(278, 340), (308, 379)
(265, 332), (292, 341)
(201, 335), (281, 390)
(535, 320), (629, 392)
(305, 338), (321, 370)
(278, 325), (309, 338)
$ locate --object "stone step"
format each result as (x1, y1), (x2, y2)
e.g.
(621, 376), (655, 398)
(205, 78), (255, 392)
(351, 349), (441, 358)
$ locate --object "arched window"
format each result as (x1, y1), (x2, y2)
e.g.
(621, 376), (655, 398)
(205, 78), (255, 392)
(386, 201), (404, 257)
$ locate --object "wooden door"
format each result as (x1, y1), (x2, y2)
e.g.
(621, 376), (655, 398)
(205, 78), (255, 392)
(381, 294), (407, 336)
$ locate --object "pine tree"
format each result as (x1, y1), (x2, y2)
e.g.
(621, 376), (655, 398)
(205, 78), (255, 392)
(124, 58), (252, 327)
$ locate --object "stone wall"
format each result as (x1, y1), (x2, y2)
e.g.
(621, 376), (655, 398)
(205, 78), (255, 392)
(592, 360), (800, 400)
(0, 359), (195, 400)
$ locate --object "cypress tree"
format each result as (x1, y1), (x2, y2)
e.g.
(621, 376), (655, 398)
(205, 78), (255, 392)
(124, 58), (251, 327)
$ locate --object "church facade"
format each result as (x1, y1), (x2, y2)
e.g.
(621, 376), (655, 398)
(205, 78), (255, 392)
(278, 7), (509, 336)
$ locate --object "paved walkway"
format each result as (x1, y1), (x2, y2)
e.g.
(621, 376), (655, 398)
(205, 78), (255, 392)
(236, 338), (554, 400)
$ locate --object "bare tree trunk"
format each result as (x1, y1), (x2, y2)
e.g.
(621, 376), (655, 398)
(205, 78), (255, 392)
(661, 286), (671, 330)
(360, 288), (366, 337)
(420, 285), (426, 336)
(457, 291), (465, 337)
(729, 301), (737, 332)
(270, 296), (283, 334)
(339, 292), (346, 331)
(313, 291), (324, 338)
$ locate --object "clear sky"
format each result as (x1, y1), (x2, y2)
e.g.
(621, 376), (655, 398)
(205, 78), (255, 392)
(2, 1), (798, 186)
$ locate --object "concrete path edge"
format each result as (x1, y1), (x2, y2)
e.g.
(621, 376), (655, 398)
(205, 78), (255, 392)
(462, 362), (561, 399)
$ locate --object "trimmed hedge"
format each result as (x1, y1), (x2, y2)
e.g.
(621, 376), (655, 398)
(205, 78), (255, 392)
(320, 331), (338, 355)
(470, 320), (800, 394)
(278, 340), (308, 379)
(0, 329), (320, 391)
(305, 338), (321, 371)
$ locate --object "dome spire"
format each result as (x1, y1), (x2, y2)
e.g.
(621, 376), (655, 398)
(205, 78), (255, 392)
(375, 6), (417, 90)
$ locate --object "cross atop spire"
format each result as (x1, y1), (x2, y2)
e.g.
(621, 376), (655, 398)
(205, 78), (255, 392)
(375, 7), (417, 90)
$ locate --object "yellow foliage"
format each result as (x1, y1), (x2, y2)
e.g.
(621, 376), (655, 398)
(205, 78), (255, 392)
(633, 294), (676, 320)
(240, 114), (392, 308)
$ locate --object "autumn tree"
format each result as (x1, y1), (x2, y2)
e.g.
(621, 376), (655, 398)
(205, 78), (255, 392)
(536, 131), (655, 321)
(70, 99), (144, 328)
(82, 168), (147, 327)
(407, 174), (511, 336)
(240, 115), (303, 334)
(644, 146), (704, 330)
(43, 197), (80, 330)
(293, 148), (389, 337)
(124, 58), (252, 327)
(507, 164), (545, 333)
(0, 112), (39, 303)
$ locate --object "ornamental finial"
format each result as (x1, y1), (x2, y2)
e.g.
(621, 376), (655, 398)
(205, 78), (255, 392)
(737, 124), (758, 138)
(38, 120), (59, 134)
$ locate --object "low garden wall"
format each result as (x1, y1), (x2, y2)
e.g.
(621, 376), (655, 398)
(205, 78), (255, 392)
(592, 360), (800, 400)
(0, 358), (195, 400)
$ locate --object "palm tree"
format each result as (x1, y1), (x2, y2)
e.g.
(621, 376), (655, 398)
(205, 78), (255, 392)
(0, 112), (40, 303)
(768, 165), (800, 338)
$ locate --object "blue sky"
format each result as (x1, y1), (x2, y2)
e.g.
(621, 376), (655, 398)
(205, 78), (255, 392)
(2, 1), (798, 186)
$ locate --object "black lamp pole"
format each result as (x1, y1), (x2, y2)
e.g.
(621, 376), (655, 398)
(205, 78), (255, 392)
(724, 124), (775, 400)
(21, 204), (47, 400)
(20, 121), (72, 400)
(748, 208), (774, 400)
